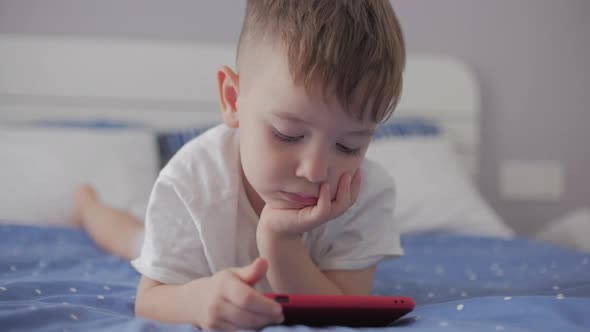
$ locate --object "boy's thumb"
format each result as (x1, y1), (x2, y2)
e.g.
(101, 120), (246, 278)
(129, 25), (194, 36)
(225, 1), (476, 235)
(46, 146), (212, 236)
(234, 257), (268, 286)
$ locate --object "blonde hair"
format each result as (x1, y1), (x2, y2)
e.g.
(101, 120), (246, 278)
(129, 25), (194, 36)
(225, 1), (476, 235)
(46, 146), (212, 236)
(237, 0), (405, 123)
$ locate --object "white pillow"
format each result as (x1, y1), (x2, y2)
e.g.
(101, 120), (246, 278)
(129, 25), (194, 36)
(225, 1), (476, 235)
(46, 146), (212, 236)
(0, 126), (159, 225)
(366, 136), (514, 238)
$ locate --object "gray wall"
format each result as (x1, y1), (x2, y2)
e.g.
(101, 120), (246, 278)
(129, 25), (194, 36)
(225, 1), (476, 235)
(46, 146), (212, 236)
(1, 0), (588, 235)
(393, 1), (590, 235)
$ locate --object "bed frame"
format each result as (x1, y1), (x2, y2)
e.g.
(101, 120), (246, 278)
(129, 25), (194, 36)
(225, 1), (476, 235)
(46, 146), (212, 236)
(0, 33), (480, 175)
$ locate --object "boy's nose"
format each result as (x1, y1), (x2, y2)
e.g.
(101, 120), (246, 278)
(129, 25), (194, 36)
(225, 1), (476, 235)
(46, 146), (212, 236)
(295, 154), (328, 184)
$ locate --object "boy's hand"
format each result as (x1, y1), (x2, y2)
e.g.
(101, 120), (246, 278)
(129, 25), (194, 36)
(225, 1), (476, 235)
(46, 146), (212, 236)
(259, 169), (362, 237)
(195, 258), (283, 330)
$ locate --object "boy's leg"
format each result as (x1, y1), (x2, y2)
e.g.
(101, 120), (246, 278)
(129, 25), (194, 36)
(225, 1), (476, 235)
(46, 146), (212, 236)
(73, 185), (144, 261)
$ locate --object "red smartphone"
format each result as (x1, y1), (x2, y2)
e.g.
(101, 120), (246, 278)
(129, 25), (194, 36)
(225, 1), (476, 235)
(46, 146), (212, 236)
(265, 293), (415, 327)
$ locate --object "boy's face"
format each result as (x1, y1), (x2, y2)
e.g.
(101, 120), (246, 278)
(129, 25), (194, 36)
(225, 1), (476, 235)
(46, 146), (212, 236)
(219, 45), (376, 215)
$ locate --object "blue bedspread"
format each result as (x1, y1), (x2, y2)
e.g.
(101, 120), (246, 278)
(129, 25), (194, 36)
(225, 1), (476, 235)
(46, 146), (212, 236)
(1, 224), (589, 331)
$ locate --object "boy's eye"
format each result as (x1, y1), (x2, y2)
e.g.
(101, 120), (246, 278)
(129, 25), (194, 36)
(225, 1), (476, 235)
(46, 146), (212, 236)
(337, 143), (360, 155)
(272, 127), (303, 143)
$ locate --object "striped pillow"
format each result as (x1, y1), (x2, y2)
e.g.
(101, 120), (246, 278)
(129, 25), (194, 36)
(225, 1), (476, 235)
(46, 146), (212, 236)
(373, 118), (439, 139)
(156, 127), (211, 168)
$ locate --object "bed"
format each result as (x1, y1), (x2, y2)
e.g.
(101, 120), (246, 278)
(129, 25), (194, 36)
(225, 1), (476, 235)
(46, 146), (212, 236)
(1, 34), (589, 331)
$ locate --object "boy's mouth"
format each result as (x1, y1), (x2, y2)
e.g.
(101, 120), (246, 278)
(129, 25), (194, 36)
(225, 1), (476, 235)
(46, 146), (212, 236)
(280, 191), (318, 206)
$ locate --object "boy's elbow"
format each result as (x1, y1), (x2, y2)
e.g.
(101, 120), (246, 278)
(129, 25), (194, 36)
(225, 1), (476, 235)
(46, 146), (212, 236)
(134, 275), (162, 318)
(134, 289), (151, 318)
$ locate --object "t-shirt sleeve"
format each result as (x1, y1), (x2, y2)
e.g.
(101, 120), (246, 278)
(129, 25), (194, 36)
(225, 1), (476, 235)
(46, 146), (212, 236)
(131, 175), (211, 285)
(313, 163), (403, 271)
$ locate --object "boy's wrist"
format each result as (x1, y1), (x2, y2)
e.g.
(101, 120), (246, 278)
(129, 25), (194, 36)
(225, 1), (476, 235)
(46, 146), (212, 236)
(256, 220), (302, 256)
(257, 208), (304, 238)
(135, 276), (211, 327)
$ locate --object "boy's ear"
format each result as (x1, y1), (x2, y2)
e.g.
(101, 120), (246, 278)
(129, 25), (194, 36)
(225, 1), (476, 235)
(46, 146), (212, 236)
(217, 65), (240, 128)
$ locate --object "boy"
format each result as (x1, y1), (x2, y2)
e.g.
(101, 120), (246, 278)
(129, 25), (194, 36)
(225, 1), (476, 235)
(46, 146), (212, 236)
(76, 0), (405, 329)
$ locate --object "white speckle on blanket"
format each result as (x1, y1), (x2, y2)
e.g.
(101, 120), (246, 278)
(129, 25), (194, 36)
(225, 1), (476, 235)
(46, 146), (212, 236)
(457, 304), (464, 311)
(553, 285), (560, 290)
(70, 314), (78, 321)
(504, 296), (512, 301)
(103, 285), (111, 291)
(0, 286), (6, 291)
(556, 293), (565, 300)
(35, 289), (42, 295)
(97, 295), (104, 300)
(69, 287), (77, 293)
(10, 266), (17, 272)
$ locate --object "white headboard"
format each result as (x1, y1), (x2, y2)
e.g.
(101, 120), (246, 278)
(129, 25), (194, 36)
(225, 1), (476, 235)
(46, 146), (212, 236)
(0, 34), (479, 175)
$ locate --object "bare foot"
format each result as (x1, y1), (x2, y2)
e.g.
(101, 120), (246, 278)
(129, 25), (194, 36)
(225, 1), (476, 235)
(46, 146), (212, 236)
(72, 184), (99, 227)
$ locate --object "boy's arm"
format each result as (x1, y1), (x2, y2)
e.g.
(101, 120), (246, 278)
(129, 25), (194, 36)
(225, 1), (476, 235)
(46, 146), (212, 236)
(324, 266), (376, 295)
(135, 276), (205, 325)
(257, 169), (396, 296)
(256, 231), (376, 295)
(135, 260), (283, 329)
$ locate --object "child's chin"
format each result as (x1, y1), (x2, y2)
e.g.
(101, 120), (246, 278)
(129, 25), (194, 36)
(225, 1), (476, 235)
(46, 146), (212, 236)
(267, 199), (311, 210)
(284, 201), (315, 210)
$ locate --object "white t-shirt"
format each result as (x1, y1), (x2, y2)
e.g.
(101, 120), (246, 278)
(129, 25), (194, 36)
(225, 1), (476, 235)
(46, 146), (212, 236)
(131, 124), (403, 292)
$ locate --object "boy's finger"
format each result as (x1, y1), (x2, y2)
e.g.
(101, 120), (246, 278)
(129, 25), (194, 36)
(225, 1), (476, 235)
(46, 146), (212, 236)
(310, 182), (331, 222)
(232, 257), (268, 286)
(350, 168), (362, 204)
(331, 172), (352, 217)
(223, 277), (282, 316)
(211, 319), (239, 332)
(221, 298), (283, 329)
